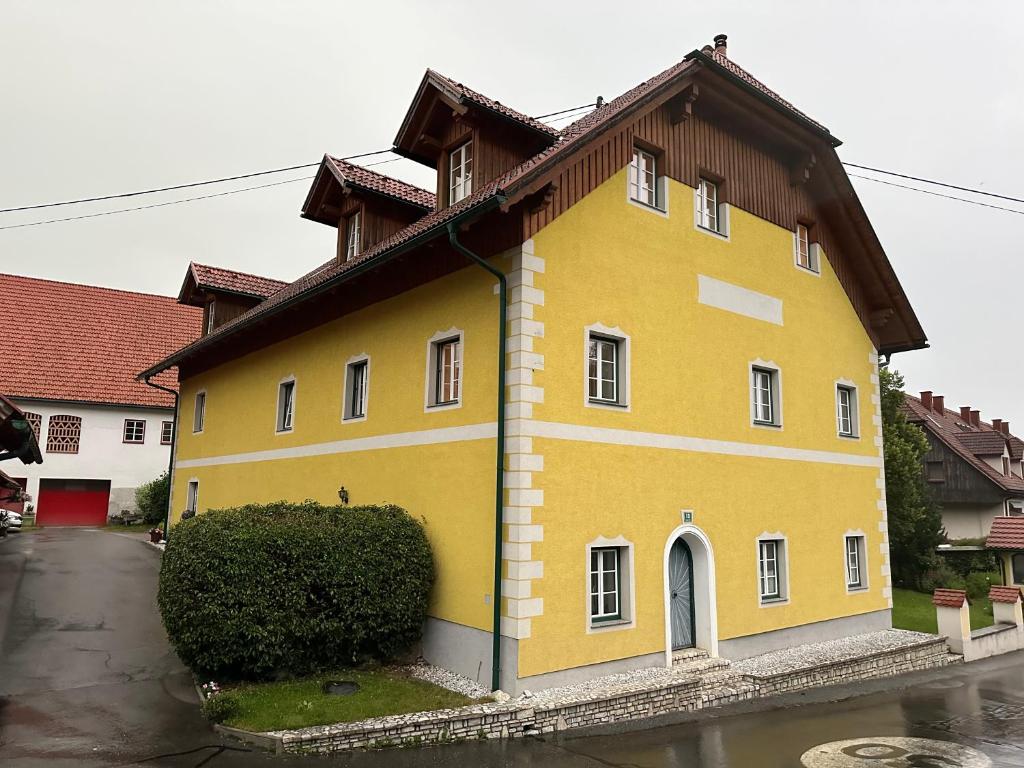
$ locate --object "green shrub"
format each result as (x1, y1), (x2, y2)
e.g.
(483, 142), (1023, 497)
(158, 501), (434, 681)
(135, 471), (170, 526)
(201, 693), (241, 723)
(918, 558), (965, 594)
(965, 571), (1001, 600)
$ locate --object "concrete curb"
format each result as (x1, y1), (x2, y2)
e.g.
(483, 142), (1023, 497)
(214, 723), (285, 754)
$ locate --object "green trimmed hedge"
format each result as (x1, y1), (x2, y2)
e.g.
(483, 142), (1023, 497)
(158, 501), (434, 680)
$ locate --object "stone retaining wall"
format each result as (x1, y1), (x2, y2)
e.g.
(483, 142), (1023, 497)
(277, 637), (958, 753)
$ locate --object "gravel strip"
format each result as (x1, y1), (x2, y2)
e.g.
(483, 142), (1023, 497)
(732, 629), (937, 677)
(398, 662), (489, 699)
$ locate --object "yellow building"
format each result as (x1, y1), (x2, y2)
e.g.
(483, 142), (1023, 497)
(144, 36), (927, 694)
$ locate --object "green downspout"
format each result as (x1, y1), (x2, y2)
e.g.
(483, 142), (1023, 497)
(447, 221), (507, 693)
(143, 376), (179, 542)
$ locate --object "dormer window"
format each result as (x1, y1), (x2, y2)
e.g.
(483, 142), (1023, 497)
(205, 300), (216, 334)
(449, 141), (473, 204)
(345, 211), (361, 261)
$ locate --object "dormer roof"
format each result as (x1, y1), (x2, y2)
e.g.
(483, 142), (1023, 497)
(178, 262), (287, 305)
(301, 156), (435, 227)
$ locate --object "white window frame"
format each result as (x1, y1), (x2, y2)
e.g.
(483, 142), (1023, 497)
(123, 419), (146, 444)
(756, 532), (789, 606)
(449, 141), (473, 204)
(424, 328), (464, 412)
(344, 210), (361, 261)
(206, 300), (216, 334)
(186, 479), (199, 514)
(844, 531), (868, 592)
(585, 535), (636, 633)
(627, 146), (668, 214)
(836, 380), (859, 438)
(749, 360), (782, 428)
(793, 223), (821, 275)
(160, 420), (174, 445)
(694, 178), (729, 239)
(193, 390), (206, 434)
(343, 355), (370, 422)
(583, 323), (631, 412)
(276, 377), (296, 434)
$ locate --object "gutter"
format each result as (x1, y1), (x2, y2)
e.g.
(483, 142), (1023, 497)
(446, 207), (508, 694)
(141, 376), (179, 540)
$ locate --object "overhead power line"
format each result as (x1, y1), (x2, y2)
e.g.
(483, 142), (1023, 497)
(535, 102), (597, 120)
(846, 173), (1024, 216)
(842, 162), (1024, 205)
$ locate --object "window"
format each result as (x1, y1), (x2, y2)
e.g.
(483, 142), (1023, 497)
(344, 359), (369, 420)
(1003, 456), (1012, 476)
(449, 141), (473, 204)
(590, 548), (621, 622)
(926, 460), (945, 482)
(752, 367), (777, 426)
(160, 421), (174, 445)
(344, 211), (361, 261)
(795, 223), (819, 273)
(23, 411), (41, 442)
(696, 177), (721, 233)
(846, 535), (866, 589)
(205, 301), (216, 334)
(1013, 553), (1024, 585)
(588, 335), (619, 404)
(629, 147), (658, 208)
(758, 538), (785, 602)
(429, 337), (461, 406)
(1009, 503), (1024, 517)
(837, 384), (858, 437)
(186, 480), (199, 513)
(193, 392), (206, 433)
(277, 380), (295, 432)
(46, 414), (81, 454)
(123, 419), (146, 444)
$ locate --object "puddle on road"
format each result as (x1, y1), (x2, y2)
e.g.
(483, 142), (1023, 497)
(801, 736), (992, 767)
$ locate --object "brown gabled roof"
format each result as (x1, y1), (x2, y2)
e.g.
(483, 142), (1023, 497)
(902, 394), (1024, 494)
(988, 585), (1022, 604)
(180, 262), (287, 303)
(986, 517), (1024, 550)
(932, 588), (968, 608)
(143, 41), (923, 377)
(324, 157), (436, 210)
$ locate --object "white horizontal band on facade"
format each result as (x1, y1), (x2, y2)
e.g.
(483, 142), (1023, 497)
(697, 274), (783, 326)
(177, 419), (880, 470)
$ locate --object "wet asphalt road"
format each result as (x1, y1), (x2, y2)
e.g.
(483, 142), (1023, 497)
(1, 528), (1023, 767)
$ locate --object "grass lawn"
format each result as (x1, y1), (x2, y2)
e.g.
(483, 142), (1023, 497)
(222, 669), (475, 732)
(892, 587), (994, 634)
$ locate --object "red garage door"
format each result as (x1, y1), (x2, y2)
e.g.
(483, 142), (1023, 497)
(36, 479), (111, 526)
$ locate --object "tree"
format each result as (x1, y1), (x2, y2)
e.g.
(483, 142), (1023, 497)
(135, 471), (170, 527)
(880, 366), (944, 588)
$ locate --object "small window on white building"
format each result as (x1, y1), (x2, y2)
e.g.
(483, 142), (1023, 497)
(758, 538), (787, 602)
(845, 535), (867, 590)
(344, 211), (361, 261)
(161, 420), (174, 445)
(696, 177), (721, 233)
(123, 419), (146, 444)
(751, 367), (779, 426)
(277, 380), (295, 432)
(186, 480), (199, 514)
(837, 384), (858, 437)
(590, 547), (621, 623)
(344, 359), (369, 420)
(449, 141), (473, 204)
(193, 392), (206, 433)
(428, 336), (462, 407)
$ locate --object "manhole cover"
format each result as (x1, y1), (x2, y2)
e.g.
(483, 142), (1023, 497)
(323, 681), (360, 696)
(801, 737), (991, 767)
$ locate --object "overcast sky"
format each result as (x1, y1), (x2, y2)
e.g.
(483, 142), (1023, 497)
(2, 2), (1023, 425)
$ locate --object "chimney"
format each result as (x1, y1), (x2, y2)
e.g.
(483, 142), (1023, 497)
(1001, 421), (1010, 435)
(992, 419), (1003, 433)
(714, 34), (728, 57)
(920, 391), (933, 410)
(971, 409), (981, 427)
(960, 406), (972, 423)
(932, 395), (945, 414)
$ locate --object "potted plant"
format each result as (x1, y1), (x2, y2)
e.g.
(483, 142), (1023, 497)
(148, 526), (164, 543)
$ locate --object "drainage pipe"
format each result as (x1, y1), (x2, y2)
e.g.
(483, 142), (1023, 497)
(142, 376), (179, 541)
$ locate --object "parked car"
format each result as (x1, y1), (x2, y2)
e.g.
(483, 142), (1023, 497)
(5, 511), (22, 529)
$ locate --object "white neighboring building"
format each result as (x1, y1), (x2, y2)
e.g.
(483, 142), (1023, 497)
(0, 273), (202, 525)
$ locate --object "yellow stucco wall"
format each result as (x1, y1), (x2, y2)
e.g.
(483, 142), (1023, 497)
(172, 264), (504, 632)
(514, 167), (888, 678)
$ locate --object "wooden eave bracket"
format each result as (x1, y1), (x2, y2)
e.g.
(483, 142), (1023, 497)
(527, 182), (559, 214)
(869, 307), (895, 330)
(668, 84), (700, 125)
(790, 152), (817, 187)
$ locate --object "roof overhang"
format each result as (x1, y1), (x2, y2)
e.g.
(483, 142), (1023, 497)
(300, 156), (434, 228)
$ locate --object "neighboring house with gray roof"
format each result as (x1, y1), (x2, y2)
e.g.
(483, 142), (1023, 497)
(902, 391), (1024, 539)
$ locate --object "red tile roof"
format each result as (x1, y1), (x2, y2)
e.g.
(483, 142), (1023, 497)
(988, 585), (1022, 604)
(986, 517), (1024, 550)
(932, 588), (968, 608)
(425, 70), (561, 139)
(902, 394), (1024, 494)
(186, 263), (287, 301)
(324, 157), (436, 210)
(0, 274), (201, 409)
